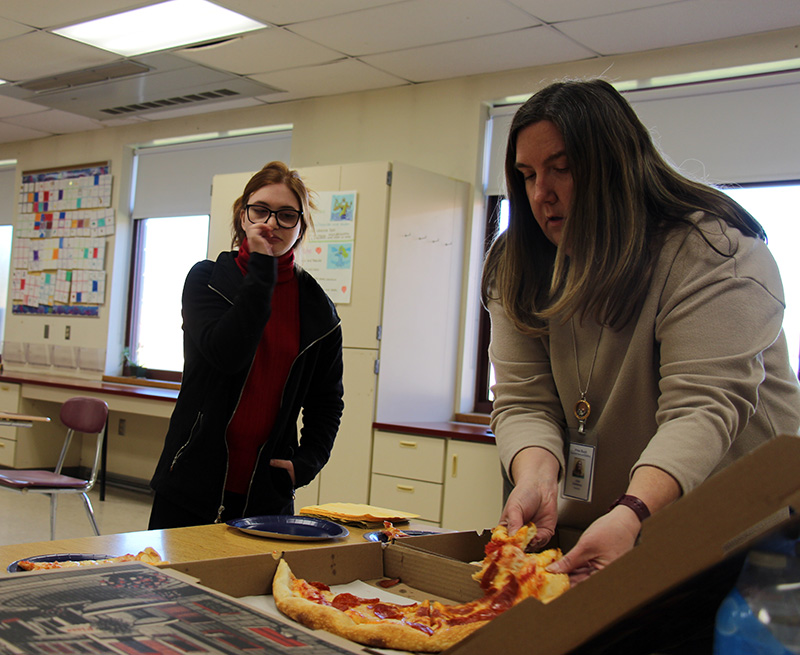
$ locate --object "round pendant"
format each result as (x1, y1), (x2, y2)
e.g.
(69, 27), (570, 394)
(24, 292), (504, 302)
(574, 398), (591, 421)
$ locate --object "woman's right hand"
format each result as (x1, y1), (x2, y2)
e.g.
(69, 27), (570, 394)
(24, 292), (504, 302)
(245, 221), (275, 257)
(500, 446), (560, 547)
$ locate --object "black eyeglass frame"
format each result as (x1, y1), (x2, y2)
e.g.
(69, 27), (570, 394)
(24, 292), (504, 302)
(245, 204), (303, 229)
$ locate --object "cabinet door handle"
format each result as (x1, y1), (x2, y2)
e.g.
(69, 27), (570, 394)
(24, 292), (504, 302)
(396, 484), (414, 492)
(451, 454), (458, 477)
(398, 441), (417, 449)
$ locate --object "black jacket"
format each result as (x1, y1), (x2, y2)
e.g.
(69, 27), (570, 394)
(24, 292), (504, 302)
(149, 250), (344, 522)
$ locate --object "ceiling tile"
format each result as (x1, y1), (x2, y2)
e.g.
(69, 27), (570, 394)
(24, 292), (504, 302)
(215, 0), (406, 26)
(0, 94), (49, 118)
(0, 121), (50, 143)
(174, 27), (344, 75)
(0, 32), (119, 81)
(2, 108), (103, 134)
(363, 26), (597, 83)
(0, 16), (31, 40)
(505, 0), (674, 23)
(0, 1), (148, 29)
(288, 0), (541, 56)
(251, 59), (408, 102)
(558, 0), (800, 55)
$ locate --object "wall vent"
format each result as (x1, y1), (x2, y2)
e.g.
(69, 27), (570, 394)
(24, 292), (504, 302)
(100, 88), (241, 115)
(19, 61), (151, 93)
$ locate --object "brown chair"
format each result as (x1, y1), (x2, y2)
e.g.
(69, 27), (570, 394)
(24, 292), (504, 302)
(0, 396), (109, 540)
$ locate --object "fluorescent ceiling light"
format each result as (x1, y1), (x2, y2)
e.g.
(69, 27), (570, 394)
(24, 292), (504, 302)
(53, 0), (266, 57)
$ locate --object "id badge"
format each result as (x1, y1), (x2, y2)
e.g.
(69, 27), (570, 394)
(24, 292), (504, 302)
(561, 442), (595, 502)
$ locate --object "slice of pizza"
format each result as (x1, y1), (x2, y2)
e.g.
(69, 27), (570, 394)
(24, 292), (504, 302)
(272, 522), (568, 652)
(16, 547), (166, 571)
(472, 523), (569, 604)
(273, 558), (492, 652)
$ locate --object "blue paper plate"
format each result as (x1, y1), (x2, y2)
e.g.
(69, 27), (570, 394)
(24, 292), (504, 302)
(226, 515), (349, 541)
(363, 530), (438, 542)
(8, 553), (112, 573)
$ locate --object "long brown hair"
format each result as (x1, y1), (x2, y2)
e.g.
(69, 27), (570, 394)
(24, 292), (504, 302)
(231, 161), (316, 248)
(481, 78), (764, 336)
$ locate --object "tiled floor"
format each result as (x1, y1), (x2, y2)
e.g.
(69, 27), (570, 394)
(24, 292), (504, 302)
(0, 485), (153, 546)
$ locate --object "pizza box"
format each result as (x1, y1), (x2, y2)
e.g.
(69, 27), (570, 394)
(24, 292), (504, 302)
(164, 434), (800, 654)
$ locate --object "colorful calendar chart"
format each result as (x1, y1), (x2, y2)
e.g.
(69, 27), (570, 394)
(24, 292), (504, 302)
(13, 163), (113, 317)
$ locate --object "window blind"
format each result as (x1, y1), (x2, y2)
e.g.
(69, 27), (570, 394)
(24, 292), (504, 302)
(0, 168), (16, 225)
(484, 69), (800, 196)
(132, 130), (292, 219)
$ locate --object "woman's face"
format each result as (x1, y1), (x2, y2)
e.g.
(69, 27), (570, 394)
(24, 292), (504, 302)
(241, 182), (303, 257)
(514, 120), (573, 247)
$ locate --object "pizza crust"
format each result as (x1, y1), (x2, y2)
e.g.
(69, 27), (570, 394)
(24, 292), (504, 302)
(273, 559), (485, 652)
(17, 547), (165, 571)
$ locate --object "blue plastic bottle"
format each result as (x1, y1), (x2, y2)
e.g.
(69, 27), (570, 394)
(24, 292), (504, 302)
(713, 530), (800, 654)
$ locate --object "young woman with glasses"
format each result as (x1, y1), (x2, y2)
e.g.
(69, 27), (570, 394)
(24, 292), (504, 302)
(149, 161), (344, 528)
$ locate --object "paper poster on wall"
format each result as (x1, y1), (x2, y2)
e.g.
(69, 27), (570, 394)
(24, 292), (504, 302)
(299, 191), (357, 304)
(12, 162), (113, 317)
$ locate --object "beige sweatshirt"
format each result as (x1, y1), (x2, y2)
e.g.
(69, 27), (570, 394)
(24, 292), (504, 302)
(488, 215), (800, 530)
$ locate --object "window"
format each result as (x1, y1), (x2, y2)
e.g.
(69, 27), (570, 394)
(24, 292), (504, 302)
(724, 183), (800, 376)
(127, 215), (209, 376)
(0, 225), (13, 349)
(473, 196), (507, 412)
(126, 129), (292, 378)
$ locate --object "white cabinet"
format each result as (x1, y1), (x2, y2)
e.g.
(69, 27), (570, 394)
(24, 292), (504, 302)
(441, 439), (504, 531)
(0, 382), (20, 467)
(370, 430), (445, 523)
(369, 428), (503, 530)
(210, 162), (469, 508)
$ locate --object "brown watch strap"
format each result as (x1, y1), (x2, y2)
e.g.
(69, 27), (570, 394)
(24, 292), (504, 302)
(609, 494), (651, 522)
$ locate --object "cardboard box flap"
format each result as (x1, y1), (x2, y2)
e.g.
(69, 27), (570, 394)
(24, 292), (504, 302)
(448, 435), (800, 655)
(394, 530), (489, 563)
(283, 541), (386, 585)
(383, 542), (484, 602)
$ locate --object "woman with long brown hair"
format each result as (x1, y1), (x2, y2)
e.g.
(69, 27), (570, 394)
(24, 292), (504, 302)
(482, 79), (800, 583)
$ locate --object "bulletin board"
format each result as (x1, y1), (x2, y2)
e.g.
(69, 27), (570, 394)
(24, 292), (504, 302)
(12, 162), (114, 317)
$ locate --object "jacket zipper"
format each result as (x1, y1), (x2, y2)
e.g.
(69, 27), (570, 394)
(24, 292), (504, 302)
(242, 318), (343, 514)
(209, 282), (241, 523)
(170, 412), (203, 471)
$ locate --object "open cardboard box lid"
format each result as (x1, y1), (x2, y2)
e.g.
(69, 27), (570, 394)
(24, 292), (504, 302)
(165, 435), (800, 654)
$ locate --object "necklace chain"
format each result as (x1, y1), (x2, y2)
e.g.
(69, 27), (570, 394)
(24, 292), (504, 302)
(571, 318), (602, 434)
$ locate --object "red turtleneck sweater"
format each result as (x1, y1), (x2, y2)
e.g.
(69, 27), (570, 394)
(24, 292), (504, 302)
(225, 240), (300, 494)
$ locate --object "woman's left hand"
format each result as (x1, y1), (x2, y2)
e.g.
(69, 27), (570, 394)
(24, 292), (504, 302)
(544, 507), (640, 585)
(270, 458), (295, 485)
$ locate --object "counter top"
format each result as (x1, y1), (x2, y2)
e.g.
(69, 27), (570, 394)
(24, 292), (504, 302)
(0, 371), (179, 403)
(373, 421), (494, 444)
(0, 521), (441, 576)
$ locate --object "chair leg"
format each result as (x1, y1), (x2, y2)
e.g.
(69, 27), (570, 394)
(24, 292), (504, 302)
(81, 492), (100, 536)
(49, 495), (57, 541)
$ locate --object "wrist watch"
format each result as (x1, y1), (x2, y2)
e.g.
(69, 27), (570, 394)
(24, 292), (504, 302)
(609, 494), (651, 522)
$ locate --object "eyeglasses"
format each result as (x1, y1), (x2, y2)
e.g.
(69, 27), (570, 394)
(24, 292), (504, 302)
(245, 204), (303, 229)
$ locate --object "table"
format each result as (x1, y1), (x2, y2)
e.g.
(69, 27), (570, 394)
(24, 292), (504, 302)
(0, 372), (179, 499)
(0, 522), (440, 575)
(0, 411), (50, 428)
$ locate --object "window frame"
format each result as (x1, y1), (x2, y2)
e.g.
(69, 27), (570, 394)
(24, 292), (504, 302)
(473, 195), (503, 414)
(124, 218), (184, 383)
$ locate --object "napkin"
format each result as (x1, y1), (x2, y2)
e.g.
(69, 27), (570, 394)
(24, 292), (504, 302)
(299, 503), (419, 527)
